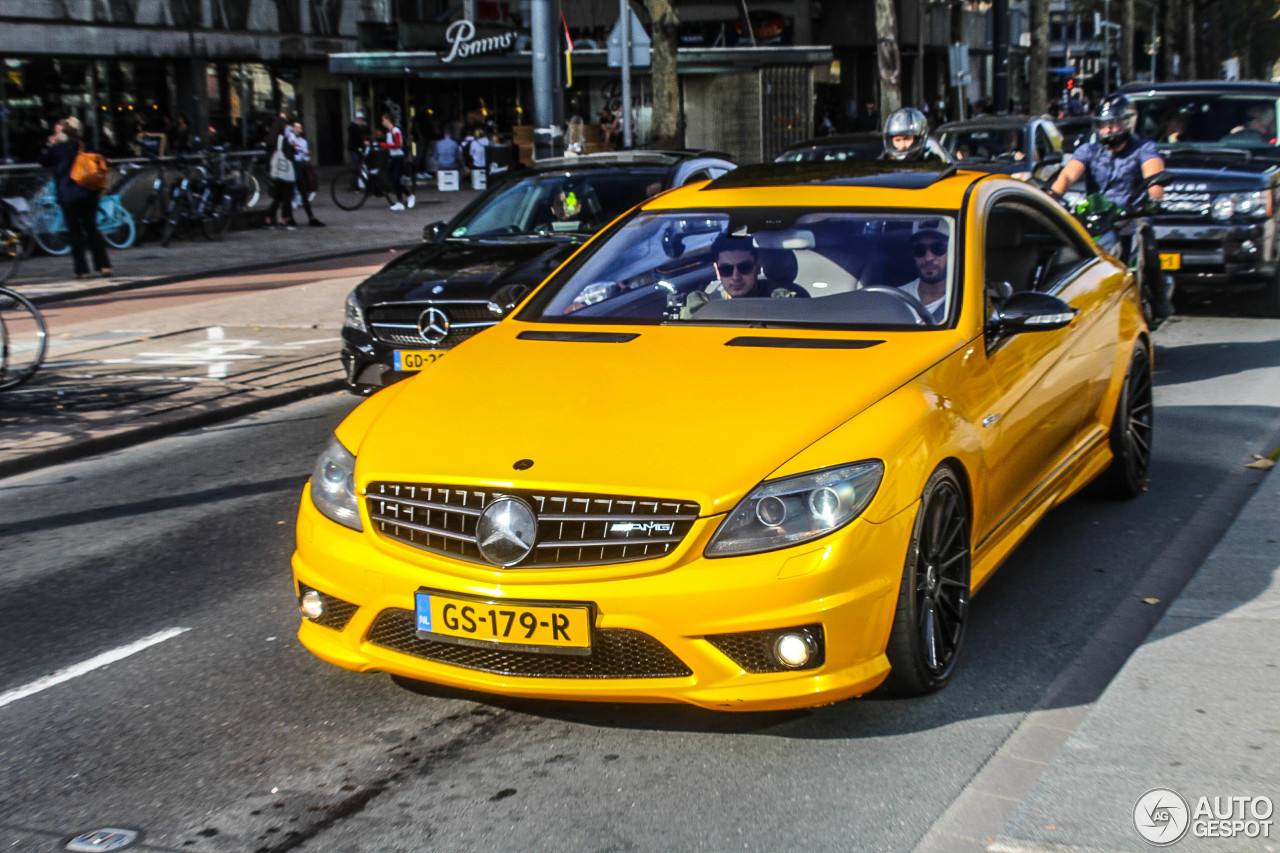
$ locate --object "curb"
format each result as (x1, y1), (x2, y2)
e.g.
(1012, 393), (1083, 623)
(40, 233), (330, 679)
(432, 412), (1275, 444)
(19, 240), (419, 305)
(0, 377), (346, 480)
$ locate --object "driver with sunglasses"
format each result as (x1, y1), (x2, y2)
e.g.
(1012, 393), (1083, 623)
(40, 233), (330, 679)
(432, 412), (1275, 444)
(708, 235), (808, 299)
(901, 219), (950, 322)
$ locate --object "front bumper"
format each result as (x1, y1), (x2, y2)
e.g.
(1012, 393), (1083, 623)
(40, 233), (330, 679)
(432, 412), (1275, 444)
(1151, 219), (1276, 293)
(341, 327), (446, 395)
(291, 490), (916, 712)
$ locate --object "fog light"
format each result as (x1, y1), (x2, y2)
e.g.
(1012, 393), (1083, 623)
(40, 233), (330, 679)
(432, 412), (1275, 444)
(774, 632), (815, 668)
(300, 589), (324, 620)
(1241, 239), (1258, 255)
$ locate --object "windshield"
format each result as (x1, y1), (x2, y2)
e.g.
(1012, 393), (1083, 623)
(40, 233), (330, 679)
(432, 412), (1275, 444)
(940, 128), (1026, 161)
(522, 210), (958, 329)
(449, 170), (665, 238)
(776, 139), (883, 162)
(1129, 95), (1278, 148)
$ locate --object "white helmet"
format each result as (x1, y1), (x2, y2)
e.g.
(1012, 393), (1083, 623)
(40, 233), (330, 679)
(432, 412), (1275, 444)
(883, 108), (930, 160)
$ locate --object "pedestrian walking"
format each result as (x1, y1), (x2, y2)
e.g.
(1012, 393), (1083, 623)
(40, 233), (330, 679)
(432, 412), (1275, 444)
(287, 120), (323, 226)
(378, 112), (413, 210)
(265, 116), (298, 230)
(39, 116), (111, 280)
(347, 111), (367, 171)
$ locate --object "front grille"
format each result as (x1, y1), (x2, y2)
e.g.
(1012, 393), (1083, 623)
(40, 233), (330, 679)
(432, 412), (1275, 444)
(368, 300), (497, 348)
(298, 583), (359, 631)
(706, 624), (825, 673)
(367, 608), (692, 678)
(367, 482), (700, 568)
(1159, 192), (1211, 216)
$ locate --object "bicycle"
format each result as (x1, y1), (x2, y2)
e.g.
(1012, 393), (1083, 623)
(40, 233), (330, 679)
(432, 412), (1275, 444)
(330, 145), (417, 211)
(30, 179), (137, 253)
(1, 196), (30, 284)
(0, 285), (48, 390)
(160, 150), (241, 245)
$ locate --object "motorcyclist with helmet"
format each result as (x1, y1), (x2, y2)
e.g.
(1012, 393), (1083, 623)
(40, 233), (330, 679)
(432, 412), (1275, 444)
(881, 108), (950, 162)
(1050, 95), (1175, 322)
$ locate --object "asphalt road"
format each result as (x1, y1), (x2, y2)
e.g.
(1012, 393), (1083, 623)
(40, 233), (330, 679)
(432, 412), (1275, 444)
(1, 312), (1278, 853)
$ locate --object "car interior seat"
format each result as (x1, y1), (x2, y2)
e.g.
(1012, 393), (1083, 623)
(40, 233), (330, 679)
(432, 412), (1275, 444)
(759, 248), (799, 290)
(985, 210), (1042, 292)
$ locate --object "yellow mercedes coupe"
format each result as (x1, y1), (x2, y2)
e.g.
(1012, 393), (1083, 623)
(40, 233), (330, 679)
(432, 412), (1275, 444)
(292, 161), (1152, 711)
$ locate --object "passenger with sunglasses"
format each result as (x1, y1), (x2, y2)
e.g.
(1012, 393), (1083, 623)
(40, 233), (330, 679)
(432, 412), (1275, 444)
(708, 235), (807, 299)
(901, 219), (950, 322)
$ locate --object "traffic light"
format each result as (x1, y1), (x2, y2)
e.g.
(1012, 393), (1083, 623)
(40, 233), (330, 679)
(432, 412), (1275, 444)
(1066, 77), (1075, 91)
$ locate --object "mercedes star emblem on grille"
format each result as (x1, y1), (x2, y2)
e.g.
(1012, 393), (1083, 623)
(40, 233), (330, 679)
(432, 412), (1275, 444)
(476, 497), (538, 566)
(417, 307), (451, 345)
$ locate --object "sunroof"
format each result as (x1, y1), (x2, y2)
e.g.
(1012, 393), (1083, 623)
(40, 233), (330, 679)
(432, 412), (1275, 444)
(706, 160), (961, 190)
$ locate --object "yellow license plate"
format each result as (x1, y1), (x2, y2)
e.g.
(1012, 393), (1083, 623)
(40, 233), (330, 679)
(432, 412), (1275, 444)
(1159, 253), (1181, 270)
(415, 590), (592, 652)
(393, 350), (444, 372)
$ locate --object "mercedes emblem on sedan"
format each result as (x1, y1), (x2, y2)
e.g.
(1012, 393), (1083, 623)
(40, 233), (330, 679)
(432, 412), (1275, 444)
(417, 307), (451, 345)
(476, 497), (538, 566)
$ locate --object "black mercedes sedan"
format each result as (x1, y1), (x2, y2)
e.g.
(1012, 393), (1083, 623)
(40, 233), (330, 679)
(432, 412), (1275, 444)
(340, 150), (736, 393)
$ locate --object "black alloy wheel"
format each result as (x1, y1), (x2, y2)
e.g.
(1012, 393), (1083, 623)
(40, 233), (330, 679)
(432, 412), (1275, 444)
(1249, 267), (1280, 318)
(882, 466), (971, 696)
(1099, 341), (1154, 498)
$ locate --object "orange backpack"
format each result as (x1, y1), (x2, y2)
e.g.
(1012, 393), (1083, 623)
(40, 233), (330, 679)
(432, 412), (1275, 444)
(70, 143), (109, 193)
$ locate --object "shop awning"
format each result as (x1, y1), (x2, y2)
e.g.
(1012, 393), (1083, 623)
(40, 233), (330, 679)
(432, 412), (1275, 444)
(330, 45), (834, 79)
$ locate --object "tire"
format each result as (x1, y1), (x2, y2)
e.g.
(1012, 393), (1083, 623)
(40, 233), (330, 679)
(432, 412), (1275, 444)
(1098, 341), (1154, 498)
(239, 171), (262, 209)
(1248, 269), (1280, 318)
(0, 229), (19, 285)
(201, 197), (234, 241)
(881, 466), (972, 697)
(32, 205), (70, 256)
(331, 168), (369, 211)
(160, 198), (185, 247)
(98, 200), (136, 249)
(137, 196), (166, 244)
(0, 286), (48, 390)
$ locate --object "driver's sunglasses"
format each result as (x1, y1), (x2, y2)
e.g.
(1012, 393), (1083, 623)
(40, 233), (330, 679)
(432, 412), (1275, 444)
(912, 240), (948, 258)
(716, 260), (756, 276)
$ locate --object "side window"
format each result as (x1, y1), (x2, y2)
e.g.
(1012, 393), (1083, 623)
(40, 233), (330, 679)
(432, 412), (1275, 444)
(984, 200), (1086, 295)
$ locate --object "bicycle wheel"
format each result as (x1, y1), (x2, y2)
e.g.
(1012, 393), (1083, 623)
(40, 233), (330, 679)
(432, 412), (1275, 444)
(331, 168), (370, 211)
(0, 229), (20, 284)
(201, 196), (234, 241)
(136, 195), (167, 244)
(160, 197), (186, 247)
(32, 204), (71, 255)
(0, 286), (48, 390)
(99, 199), (137, 249)
(243, 172), (262, 209)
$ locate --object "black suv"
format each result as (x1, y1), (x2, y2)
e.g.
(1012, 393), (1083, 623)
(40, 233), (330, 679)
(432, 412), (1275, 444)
(340, 150), (735, 393)
(1116, 81), (1280, 315)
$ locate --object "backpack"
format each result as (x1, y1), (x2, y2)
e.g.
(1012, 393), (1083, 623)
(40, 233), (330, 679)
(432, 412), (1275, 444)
(70, 144), (109, 192)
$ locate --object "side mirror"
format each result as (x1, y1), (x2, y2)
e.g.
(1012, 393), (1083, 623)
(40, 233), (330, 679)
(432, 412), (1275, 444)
(486, 283), (531, 317)
(423, 220), (448, 242)
(987, 291), (1077, 337)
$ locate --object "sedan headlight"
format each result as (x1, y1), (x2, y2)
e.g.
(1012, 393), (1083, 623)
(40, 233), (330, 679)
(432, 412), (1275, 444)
(343, 290), (367, 333)
(1230, 190), (1272, 219)
(310, 436), (363, 531)
(705, 461), (884, 557)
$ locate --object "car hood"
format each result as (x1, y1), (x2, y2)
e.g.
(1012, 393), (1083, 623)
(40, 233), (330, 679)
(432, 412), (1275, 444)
(1160, 152), (1279, 190)
(356, 239), (581, 304)
(351, 323), (959, 514)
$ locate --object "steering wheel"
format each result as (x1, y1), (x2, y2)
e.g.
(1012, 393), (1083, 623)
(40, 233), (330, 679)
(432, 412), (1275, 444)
(858, 286), (935, 325)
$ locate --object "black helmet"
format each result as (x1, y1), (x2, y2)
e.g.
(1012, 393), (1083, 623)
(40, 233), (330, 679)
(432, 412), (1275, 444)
(1093, 95), (1137, 149)
(883, 108), (930, 160)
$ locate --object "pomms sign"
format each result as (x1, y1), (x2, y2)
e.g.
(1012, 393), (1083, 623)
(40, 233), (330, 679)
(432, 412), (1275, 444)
(441, 20), (517, 63)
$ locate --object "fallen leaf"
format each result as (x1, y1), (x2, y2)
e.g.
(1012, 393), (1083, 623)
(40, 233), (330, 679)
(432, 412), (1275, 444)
(1046, 825), (1058, 831)
(1246, 456), (1275, 470)
(1143, 597), (1161, 605)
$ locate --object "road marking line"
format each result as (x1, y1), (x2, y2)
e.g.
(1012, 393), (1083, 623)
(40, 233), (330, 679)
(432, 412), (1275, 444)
(0, 627), (191, 710)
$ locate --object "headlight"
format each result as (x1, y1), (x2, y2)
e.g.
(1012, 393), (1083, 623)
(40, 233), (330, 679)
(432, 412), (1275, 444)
(310, 436), (363, 531)
(1231, 190), (1272, 219)
(705, 462), (884, 557)
(1211, 195), (1236, 220)
(343, 290), (367, 333)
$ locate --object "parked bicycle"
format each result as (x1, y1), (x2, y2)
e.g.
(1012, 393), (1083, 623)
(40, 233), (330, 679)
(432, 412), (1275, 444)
(0, 285), (48, 390)
(30, 179), (136, 254)
(160, 149), (244, 245)
(1, 196), (30, 284)
(330, 145), (417, 211)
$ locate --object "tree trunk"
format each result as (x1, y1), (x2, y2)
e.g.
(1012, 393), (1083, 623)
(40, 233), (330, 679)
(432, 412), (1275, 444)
(1162, 0), (1179, 79)
(1120, 0), (1135, 84)
(1185, 0), (1196, 78)
(1028, 0), (1050, 115)
(874, 0), (902, 117)
(644, 0), (681, 148)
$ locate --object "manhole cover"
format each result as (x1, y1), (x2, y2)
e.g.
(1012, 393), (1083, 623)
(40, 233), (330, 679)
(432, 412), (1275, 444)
(66, 827), (141, 851)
